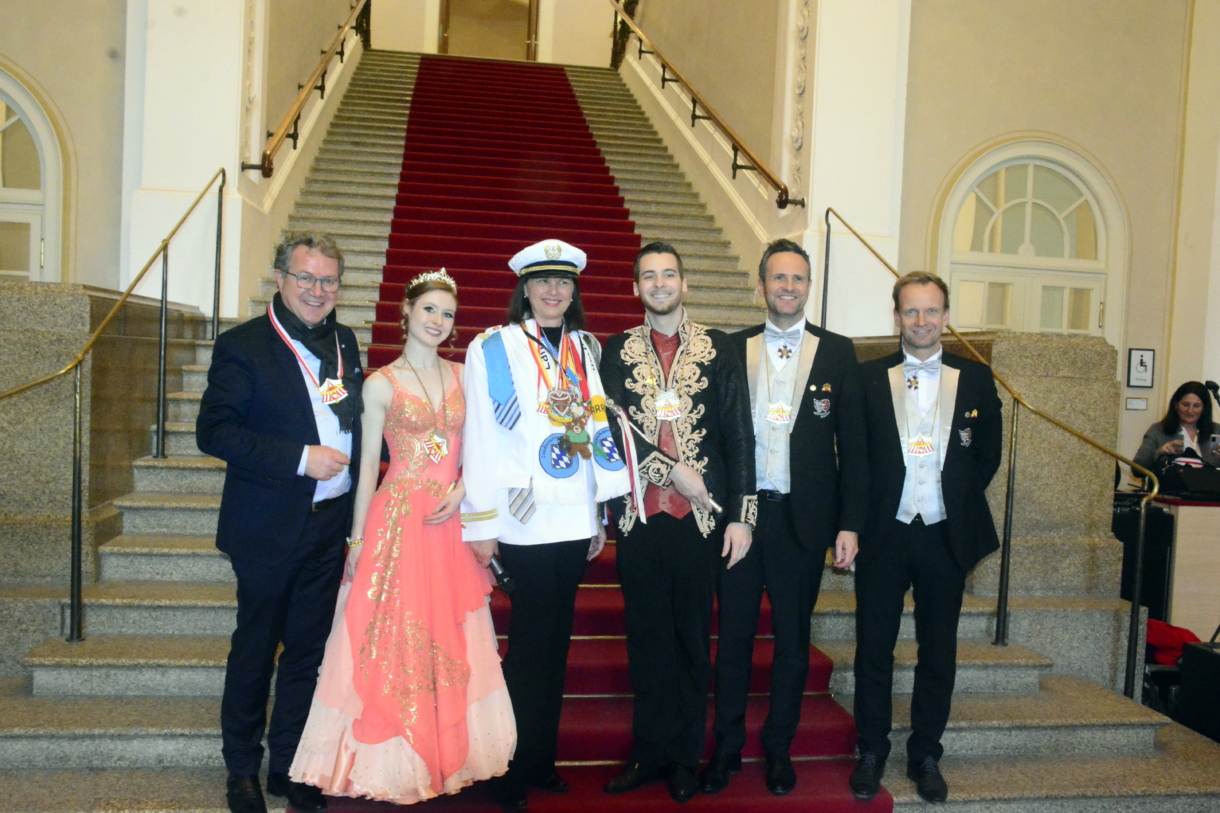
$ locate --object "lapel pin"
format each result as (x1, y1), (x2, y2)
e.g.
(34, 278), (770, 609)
(821, 383), (831, 392)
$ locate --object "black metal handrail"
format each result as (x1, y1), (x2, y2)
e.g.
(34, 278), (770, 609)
(824, 205), (1159, 699)
(605, 0), (805, 209)
(0, 168), (227, 642)
(242, 0), (371, 178)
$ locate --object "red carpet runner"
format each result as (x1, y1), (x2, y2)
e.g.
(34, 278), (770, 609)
(347, 54), (892, 811)
(368, 55), (642, 368)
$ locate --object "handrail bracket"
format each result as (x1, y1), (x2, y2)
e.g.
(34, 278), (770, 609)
(690, 99), (711, 128)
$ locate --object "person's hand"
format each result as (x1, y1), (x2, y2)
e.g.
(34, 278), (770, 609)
(468, 538), (498, 569)
(721, 522), (752, 569)
(669, 463), (714, 513)
(588, 523), (607, 561)
(833, 530), (859, 569)
(1158, 439), (1184, 457)
(342, 542), (362, 585)
(305, 445), (350, 480)
(424, 480), (466, 525)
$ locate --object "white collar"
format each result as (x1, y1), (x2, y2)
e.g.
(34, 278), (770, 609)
(903, 346), (944, 367)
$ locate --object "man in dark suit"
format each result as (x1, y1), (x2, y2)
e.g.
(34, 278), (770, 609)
(197, 232), (363, 813)
(849, 271), (1001, 804)
(701, 238), (867, 797)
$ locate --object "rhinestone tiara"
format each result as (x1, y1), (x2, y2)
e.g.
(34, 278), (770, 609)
(407, 267), (457, 293)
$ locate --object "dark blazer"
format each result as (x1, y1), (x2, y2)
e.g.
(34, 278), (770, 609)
(196, 314), (363, 565)
(859, 351), (1002, 572)
(601, 319), (755, 532)
(732, 321), (868, 551)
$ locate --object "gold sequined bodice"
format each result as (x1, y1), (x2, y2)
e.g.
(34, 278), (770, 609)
(381, 363), (465, 488)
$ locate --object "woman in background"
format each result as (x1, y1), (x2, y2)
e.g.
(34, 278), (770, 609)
(291, 269), (515, 803)
(1133, 381), (1220, 476)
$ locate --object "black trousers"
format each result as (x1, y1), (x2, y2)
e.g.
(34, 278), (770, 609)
(617, 511), (722, 770)
(712, 495), (825, 756)
(853, 517), (966, 766)
(497, 538), (589, 785)
(221, 496), (348, 775)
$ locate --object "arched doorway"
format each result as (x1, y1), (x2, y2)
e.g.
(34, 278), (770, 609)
(937, 140), (1127, 348)
(0, 69), (61, 282)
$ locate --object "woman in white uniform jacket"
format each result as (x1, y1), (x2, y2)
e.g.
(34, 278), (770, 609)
(461, 240), (630, 812)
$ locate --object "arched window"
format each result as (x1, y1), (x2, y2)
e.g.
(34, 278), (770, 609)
(0, 70), (61, 282)
(938, 142), (1125, 345)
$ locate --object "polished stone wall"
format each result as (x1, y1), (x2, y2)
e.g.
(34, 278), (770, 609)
(0, 282), (206, 583)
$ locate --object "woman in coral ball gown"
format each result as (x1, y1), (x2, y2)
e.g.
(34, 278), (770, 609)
(291, 269), (515, 803)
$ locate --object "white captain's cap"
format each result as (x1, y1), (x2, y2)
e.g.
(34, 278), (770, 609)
(508, 239), (586, 278)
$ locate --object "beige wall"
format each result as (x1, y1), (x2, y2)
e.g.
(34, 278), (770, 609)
(899, 0), (1192, 460)
(636, 0), (783, 166)
(0, 0), (127, 288)
(265, 0), (354, 131)
(545, 0), (613, 68)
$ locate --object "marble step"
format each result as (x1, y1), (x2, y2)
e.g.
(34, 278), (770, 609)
(99, 535), (230, 583)
(55, 581), (233, 637)
(886, 723), (1220, 811)
(846, 675), (1167, 759)
(130, 455), (224, 494)
(113, 492), (219, 535)
(820, 640), (1052, 696)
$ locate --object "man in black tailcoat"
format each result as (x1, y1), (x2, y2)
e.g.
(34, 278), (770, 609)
(849, 271), (1001, 804)
(196, 232), (363, 813)
(702, 238), (868, 797)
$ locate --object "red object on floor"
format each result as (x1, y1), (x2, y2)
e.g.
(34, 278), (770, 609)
(367, 55), (642, 370)
(343, 54), (892, 813)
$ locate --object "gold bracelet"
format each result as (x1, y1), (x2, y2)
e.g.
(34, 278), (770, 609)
(346, 537), (363, 548)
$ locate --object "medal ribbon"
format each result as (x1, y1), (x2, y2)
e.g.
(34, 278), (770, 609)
(524, 325), (589, 401)
(268, 303), (344, 394)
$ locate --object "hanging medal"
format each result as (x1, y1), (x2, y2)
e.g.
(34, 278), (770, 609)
(907, 435), (935, 456)
(268, 304), (348, 404)
(423, 431), (449, 464)
(401, 355), (449, 463)
(766, 401), (793, 425)
(655, 389), (683, 421)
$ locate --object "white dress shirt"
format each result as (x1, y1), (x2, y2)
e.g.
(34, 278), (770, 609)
(287, 338), (353, 502)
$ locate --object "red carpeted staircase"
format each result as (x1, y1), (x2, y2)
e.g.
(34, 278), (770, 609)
(368, 55), (644, 367)
(346, 54), (891, 812)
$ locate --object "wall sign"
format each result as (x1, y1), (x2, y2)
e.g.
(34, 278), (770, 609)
(1127, 348), (1154, 388)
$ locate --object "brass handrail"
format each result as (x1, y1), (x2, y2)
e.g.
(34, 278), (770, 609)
(606, 0), (805, 209)
(0, 167), (227, 644)
(824, 205), (1159, 699)
(0, 168), (227, 404)
(242, 0), (370, 178)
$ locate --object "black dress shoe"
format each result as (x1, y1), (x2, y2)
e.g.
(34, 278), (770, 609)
(489, 774), (529, 812)
(530, 770), (569, 794)
(265, 772), (327, 813)
(667, 765), (699, 803)
(849, 752), (884, 800)
(698, 750), (742, 794)
(226, 775), (267, 813)
(907, 756), (948, 803)
(765, 751), (796, 796)
(603, 761), (666, 794)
